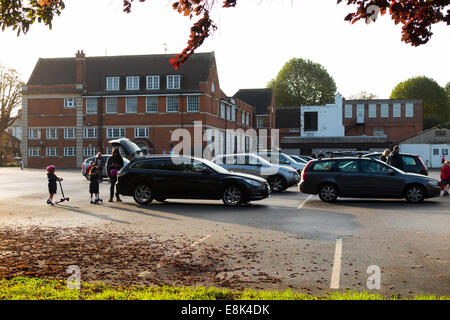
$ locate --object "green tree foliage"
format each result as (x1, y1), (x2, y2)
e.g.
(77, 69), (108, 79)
(390, 76), (449, 129)
(267, 58), (337, 107)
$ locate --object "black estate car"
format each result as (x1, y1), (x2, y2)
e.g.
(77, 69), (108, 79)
(363, 152), (428, 176)
(116, 155), (271, 206)
(298, 157), (441, 203)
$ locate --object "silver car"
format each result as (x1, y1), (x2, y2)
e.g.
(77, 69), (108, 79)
(212, 153), (300, 192)
(257, 151), (306, 174)
(81, 155), (129, 180)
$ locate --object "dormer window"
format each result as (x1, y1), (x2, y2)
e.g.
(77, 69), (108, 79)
(146, 75), (160, 90)
(126, 76), (140, 90)
(106, 77), (120, 91)
(167, 75), (181, 89)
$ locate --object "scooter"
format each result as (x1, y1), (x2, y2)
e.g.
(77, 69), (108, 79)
(55, 180), (70, 204)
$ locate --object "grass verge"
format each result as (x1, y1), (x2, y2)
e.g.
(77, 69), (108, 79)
(0, 277), (448, 300)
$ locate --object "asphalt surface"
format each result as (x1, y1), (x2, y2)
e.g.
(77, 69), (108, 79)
(0, 167), (448, 298)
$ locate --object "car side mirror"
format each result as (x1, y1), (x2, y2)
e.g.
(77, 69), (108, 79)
(386, 169), (395, 175)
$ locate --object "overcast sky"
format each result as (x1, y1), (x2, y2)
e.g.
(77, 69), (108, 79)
(0, 0), (449, 100)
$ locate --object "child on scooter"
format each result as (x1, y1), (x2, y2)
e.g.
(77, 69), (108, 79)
(47, 165), (63, 205)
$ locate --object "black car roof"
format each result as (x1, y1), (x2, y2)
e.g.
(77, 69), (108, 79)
(364, 152), (419, 157)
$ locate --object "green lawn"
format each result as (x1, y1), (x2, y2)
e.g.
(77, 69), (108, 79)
(0, 277), (448, 300)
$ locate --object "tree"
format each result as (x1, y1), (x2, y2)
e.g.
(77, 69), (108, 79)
(267, 58), (337, 107)
(0, 64), (23, 135)
(348, 91), (378, 100)
(390, 76), (449, 129)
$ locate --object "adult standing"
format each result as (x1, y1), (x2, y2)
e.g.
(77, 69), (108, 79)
(106, 148), (124, 202)
(387, 145), (404, 171)
(379, 149), (391, 162)
(441, 160), (450, 196)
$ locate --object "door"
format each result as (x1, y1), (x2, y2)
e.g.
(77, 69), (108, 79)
(179, 160), (221, 199)
(431, 145), (449, 168)
(334, 159), (366, 196)
(359, 160), (404, 197)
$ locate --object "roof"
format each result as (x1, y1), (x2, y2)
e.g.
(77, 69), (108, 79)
(233, 88), (273, 114)
(27, 52), (215, 95)
(275, 107), (300, 128)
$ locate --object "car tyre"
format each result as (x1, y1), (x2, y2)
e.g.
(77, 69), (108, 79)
(268, 175), (287, 193)
(318, 184), (338, 202)
(405, 185), (425, 203)
(133, 183), (154, 205)
(222, 185), (243, 207)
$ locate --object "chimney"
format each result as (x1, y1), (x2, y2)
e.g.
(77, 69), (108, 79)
(75, 50), (86, 84)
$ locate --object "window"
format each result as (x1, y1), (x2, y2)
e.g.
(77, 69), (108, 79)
(64, 129), (76, 139)
(242, 112), (245, 124)
(106, 77), (120, 91)
(146, 96), (158, 113)
(246, 113), (250, 126)
(226, 105), (231, 120)
(28, 147), (40, 157)
(146, 76), (160, 90)
(84, 147), (97, 157)
(361, 160), (389, 174)
(64, 98), (76, 108)
(84, 128), (97, 139)
(373, 128), (384, 136)
(435, 130), (446, 137)
(28, 129), (41, 140)
(432, 148), (439, 156)
(46, 147), (57, 157)
(46, 129), (58, 139)
(187, 96), (200, 112)
(126, 97), (138, 113)
(166, 96), (178, 112)
(106, 97), (118, 114)
(401, 155), (418, 166)
(368, 104), (376, 118)
(256, 116), (264, 128)
(126, 76), (140, 90)
(405, 103), (414, 117)
(86, 98), (97, 114)
(312, 161), (334, 172)
(304, 112), (318, 131)
(344, 104), (352, 118)
(393, 103), (401, 117)
(211, 81), (215, 93)
(106, 127), (125, 139)
(134, 127), (149, 138)
(220, 103), (226, 119)
(64, 147), (76, 157)
(232, 106), (236, 122)
(167, 75), (181, 89)
(337, 160), (359, 172)
(380, 104), (389, 118)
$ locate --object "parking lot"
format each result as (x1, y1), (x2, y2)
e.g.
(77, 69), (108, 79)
(0, 167), (448, 298)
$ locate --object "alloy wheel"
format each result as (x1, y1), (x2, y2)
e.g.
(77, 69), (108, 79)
(406, 185), (424, 203)
(133, 184), (153, 205)
(223, 185), (243, 206)
(319, 184), (338, 202)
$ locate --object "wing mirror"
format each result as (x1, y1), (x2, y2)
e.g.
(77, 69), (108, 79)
(386, 169), (395, 175)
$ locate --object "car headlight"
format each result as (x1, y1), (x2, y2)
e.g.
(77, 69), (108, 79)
(244, 179), (263, 187)
(426, 180), (439, 186)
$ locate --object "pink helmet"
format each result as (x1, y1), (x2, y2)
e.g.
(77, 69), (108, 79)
(46, 165), (56, 173)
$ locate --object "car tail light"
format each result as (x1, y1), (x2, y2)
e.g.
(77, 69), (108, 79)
(82, 163), (85, 170)
(302, 161), (312, 181)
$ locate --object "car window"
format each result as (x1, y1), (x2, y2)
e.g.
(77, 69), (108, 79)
(361, 160), (389, 173)
(130, 160), (154, 169)
(312, 161), (334, 172)
(247, 155), (259, 166)
(279, 155), (290, 165)
(336, 160), (359, 172)
(224, 155), (237, 165)
(402, 155), (417, 166)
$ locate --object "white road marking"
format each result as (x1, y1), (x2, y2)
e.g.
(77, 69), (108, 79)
(297, 195), (313, 209)
(330, 237), (343, 289)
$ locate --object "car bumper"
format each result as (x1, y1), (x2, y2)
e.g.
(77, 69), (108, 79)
(298, 181), (315, 194)
(426, 185), (441, 198)
(286, 175), (300, 188)
(247, 183), (271, 201)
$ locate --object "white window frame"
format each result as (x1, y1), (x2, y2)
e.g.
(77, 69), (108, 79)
(64, 147), (76, 157)
(125, 97), (138, 113)
(84, 128), (97, 139)
(166, 75), (181, 89)
(134, 127), (149, 138)
(187, 96), (200, 112)
(256, 116), (264, 128)
(242, 112), (245, 124)
(106, 77), (120, 91)
(246, 113), (250, 126)
(64, 128), (76, 139)
(46, 128), (58, 140)
(46, 147), (57, 157)
(405, 103), (414, 117)
(146, 96), (158, 113)
(393, 103), (401, 117)
(226, 105), (231, 120)
(166, 96), (178, 113)
(86, 98), (98, 114)
(106, 128), (126, 139)
(28, 147), (40, 157)
(380, 104), (389, 118)
(126, 76), (140, 91)
(220, 103), (226, 119)
(146, 76), (160, 90)
(83, 147), (97, 157)
(373, 128), (384, 137)
(28, 129), (41, 140)
(344, 104), (353, 118)
(64, 98), (76, 108)
(368, 104), (377, 118)
(106, 97), (118, 114)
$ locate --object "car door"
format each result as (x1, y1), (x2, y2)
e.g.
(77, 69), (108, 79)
(178, 160), (221, 199)
(149, 158), (187, 197)
(334, 159), (366, 196)
(359, 160), (404, 197)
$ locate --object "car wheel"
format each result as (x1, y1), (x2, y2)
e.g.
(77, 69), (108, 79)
(318, 184), (338, 202)
(133, 184), (154, 205)
(222, 185), (243, 207)
(405, 185), (425, 203)
(268, 175), (286, 193)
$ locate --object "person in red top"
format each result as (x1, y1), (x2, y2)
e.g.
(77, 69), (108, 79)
(442, 155), (446, 165)
(441, 160), (450, 196)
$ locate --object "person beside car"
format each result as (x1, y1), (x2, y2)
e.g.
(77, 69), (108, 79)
(94, 152), (104, 180)
(440, 160), (450, 196)
(379, 149), (391, 163)
(388, 145), (404, 171)
(106, 148), (124, 202)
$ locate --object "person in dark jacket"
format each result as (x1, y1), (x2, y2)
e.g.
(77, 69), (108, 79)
(106, 148), (124, 202)
(88, 162), (102, 204)
(388, 145), (404, 171)
(94, 152), (104, 181)
(379, 149), (391, 162)
(46, 165), (63, 205)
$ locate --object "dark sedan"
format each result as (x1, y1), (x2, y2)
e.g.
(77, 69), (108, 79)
(116, 155), (271, 206)
(298, 157), (441, 203)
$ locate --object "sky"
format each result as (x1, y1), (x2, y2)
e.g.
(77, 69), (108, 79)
(0, 0), (449, 100)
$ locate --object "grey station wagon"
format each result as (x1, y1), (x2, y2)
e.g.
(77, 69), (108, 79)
(298, 157), (441, 203)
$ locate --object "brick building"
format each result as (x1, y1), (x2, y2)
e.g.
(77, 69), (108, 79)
(21, 51), (275, 168)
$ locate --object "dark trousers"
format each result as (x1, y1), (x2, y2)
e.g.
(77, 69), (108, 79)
(109, 177), (117, 199)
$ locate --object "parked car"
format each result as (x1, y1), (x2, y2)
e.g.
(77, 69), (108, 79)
(256, 151), (306, 174)
(212, 153), (300, 192)
(116, 155), (271, 206)
(298, 157), (441, 203)
(289, 155), (312, 164)
(81, 155), (129, 180)
(363, 152), (428, 176)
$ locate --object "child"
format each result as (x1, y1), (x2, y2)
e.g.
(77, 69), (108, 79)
(441, 160), (450, 196)
(47, 165), (63, 205)
(89, 163), (102, 204)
